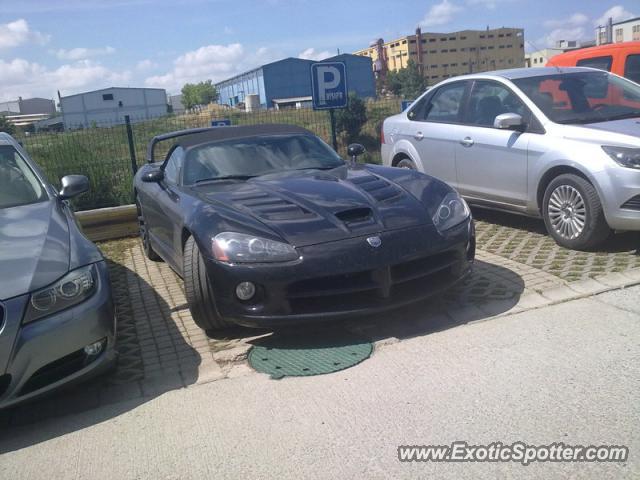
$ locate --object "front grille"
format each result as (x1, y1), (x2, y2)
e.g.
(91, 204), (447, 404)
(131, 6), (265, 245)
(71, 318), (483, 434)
(621, 195), (640, 211)
(19, 348), (92, 396)
(287, 250), (460, 314)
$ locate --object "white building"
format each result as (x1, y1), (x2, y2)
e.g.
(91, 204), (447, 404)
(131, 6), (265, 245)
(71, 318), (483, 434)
(60, 87), (167, 129)
(596, 16), (640, 45)
(525, 48), (565, 67)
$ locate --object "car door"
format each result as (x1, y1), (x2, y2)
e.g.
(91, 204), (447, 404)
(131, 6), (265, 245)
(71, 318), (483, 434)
(454, 79), (533, 209)
(401, 80), (470, 186)
(150, 146), (186, 269)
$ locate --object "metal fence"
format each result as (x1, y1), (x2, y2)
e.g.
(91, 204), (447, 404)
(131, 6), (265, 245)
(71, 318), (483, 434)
(16, 97), (405, 211)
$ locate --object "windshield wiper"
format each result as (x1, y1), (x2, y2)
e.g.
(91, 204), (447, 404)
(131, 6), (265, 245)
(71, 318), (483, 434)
(194, 175), (255, 184)
(596, 112), (640, 122)
(294, 165), (344, 171)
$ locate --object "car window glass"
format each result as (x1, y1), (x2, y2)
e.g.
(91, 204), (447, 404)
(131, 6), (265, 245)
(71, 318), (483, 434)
(514, 71), (640, 124)
(576, 56), (613, 72)
(0, 145), (46, 209)
(163, 146), (184, 184)
(183, 134), (344, 185)
(624, 54), (640, 84)
(466, 81), (529, 127)
(423, 82), (466, 123)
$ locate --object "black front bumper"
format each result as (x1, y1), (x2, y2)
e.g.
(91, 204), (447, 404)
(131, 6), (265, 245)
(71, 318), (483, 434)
(203, 220), (475, 327)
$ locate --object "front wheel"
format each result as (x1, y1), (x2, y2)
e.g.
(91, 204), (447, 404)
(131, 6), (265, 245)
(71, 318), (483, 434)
(542, 174), (611, 250)
(183, 236), (232, 332)
(396, 158), (417, 170)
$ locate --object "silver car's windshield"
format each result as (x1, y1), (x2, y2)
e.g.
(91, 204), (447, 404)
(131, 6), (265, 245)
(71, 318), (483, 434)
(513, 71), (640, 125)
(0, 145), (47, 208)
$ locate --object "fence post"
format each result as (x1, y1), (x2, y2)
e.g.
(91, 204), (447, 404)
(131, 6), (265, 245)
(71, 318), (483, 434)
(124, 115), (137, 175)
(328, 108), (338, 151)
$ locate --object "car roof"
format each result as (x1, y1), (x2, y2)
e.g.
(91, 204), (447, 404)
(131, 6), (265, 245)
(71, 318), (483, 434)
(443, 66), (599, 82)
(146, 124), (314, 163)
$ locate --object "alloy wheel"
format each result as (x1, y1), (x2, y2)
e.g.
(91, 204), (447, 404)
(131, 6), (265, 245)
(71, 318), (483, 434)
(547, 185), (586, 240)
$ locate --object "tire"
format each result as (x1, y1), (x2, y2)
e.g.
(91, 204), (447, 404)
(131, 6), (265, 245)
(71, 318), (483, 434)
(136, 197), (162, 261)
(396, 157), (417, 170)
(183, 236), (231, 331)
(542, 174), (611, 250)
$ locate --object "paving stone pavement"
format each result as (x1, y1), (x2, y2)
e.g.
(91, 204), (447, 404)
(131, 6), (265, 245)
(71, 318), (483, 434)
(2, 215), (639, 424)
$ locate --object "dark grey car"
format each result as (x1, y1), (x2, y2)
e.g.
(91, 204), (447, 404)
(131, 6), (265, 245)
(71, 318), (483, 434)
(0, 132), (116, 408)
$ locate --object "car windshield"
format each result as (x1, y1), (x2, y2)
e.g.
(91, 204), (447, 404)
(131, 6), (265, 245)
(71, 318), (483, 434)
(183, 134), (345, 185)
(0, 145), (47, 209)
(513, 71), (640, 125)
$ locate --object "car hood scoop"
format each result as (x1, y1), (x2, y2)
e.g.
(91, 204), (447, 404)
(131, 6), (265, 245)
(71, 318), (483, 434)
(198, 167), (431, 247)
(0, 201), (70, 301)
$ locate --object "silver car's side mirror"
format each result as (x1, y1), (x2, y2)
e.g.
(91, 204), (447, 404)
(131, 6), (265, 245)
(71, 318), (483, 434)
(494, 113), (524, 130)
(59, 175), (89, 200)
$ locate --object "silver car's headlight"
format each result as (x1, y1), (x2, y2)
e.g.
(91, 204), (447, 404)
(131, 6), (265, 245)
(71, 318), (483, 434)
(212, 232), (298, 263)
(602, 146), (640, 169)
(432, 192), (470, 233)
(24, 264), (97, 324)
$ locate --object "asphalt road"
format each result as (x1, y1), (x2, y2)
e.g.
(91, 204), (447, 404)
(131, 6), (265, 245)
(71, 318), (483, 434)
(1, 286), (639, 479)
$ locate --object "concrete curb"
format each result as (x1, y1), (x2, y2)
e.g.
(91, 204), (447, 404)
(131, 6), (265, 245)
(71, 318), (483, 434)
(75, 204), (137, 242)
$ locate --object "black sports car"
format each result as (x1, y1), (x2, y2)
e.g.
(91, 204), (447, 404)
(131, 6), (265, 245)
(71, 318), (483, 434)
(134, 124), (475, 331)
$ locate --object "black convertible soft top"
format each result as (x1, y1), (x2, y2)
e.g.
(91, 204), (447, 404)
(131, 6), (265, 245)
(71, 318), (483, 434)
(146, 124), (314, 163)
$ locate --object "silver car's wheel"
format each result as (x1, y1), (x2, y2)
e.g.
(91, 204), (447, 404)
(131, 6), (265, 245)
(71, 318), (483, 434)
(542, 174), (611, 250)
(396, 158), (416, 170)
(547, 185), (586, 240)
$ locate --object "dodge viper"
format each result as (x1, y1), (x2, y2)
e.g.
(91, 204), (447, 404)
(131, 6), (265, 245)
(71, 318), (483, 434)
(134, 124), (475, 331)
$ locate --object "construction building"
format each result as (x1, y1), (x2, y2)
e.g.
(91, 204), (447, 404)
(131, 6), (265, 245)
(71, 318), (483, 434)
(0, 97), (56, 129)
(354, 27), (525, 86)
(596, 16), (640, 45)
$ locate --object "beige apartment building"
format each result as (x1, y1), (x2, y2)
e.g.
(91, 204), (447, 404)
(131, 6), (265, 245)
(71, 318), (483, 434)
(355, 27), (525, 86)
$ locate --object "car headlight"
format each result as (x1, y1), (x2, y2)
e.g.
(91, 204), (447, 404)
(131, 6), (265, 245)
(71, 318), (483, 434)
(432, 192), (470, 233)
(602, 146), (640, 169)
(24, 264), (97, 324)
(212, 232), (299, 263)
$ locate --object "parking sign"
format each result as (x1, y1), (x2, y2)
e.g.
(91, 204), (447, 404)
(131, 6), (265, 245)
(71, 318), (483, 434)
(311, 62), (348, 110)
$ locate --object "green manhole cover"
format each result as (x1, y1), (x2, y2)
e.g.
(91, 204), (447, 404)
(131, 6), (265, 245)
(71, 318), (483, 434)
(248, 330), (373, 379)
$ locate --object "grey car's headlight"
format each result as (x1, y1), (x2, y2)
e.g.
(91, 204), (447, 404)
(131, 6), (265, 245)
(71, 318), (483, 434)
(432, 192), (470, 233)
(24, 264), (97, 324)
(602, 146), (640, 169)
(212, 232), (298, 263)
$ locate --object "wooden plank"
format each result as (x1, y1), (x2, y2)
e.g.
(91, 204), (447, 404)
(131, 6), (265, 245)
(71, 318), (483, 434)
(75, 204), (138, 242)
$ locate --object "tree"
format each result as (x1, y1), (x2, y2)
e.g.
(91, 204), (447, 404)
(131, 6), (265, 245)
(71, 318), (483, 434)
(0, 115), (16, 135)
(384, 60), (427, 99)
(181, 80), (219, 110)
(334, 93), (367, 144)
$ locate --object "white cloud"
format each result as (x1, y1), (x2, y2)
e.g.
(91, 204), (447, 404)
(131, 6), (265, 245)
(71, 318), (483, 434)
(543, 13), (589, 29)
(595, 5), (635, 26)
(145, 43), (281, 93)
(0, 58), (131, 102)
(0, 19), (49, 49)
(538, 27), (588, 48)
(298, 47), (332, 61)
(136, 59), (157, 71)
(419, 0), (462, 28)
(465, 0), (512, 10)
(55, 46), (116, 60)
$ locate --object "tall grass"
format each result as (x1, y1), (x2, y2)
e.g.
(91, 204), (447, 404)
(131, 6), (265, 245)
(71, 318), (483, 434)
(18, 97), (404, 211)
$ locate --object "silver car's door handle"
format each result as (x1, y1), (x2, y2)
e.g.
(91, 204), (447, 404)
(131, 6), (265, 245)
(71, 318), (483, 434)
(460, 137), (474, 147)
(414, 131), (424, 141)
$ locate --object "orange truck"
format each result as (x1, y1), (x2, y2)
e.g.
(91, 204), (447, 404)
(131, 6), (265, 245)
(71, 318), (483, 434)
(547, 41), (640, 84)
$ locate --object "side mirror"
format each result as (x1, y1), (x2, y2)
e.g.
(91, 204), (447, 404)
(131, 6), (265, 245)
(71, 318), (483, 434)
(141, 169), (165, 183)
(347, 143), (366, 166)
(494, 113), (525, 131)
(58, 175), (89, 200)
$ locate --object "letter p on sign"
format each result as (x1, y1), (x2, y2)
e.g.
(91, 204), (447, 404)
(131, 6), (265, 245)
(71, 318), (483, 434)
(311, 62), (348, 110)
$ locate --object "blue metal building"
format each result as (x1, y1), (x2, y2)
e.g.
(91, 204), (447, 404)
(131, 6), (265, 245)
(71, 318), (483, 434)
(216, 54), (375, 109)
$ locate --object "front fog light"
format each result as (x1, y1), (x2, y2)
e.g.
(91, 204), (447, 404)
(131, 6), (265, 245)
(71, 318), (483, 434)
(84, 338), (106, 356)
(236, 281), (256, 301)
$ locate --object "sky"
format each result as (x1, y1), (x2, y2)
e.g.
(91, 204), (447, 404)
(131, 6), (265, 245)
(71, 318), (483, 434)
(0, 0), (637, 102)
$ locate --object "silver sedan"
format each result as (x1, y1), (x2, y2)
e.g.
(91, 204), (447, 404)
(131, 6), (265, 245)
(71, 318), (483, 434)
(381, 67), (640, 250)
